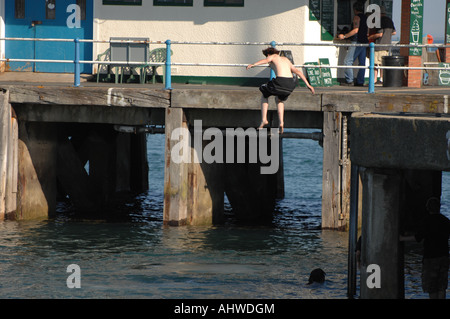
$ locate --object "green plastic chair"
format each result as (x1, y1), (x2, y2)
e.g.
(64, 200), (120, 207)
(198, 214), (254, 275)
(138, 48), (173, 84)
(95, 48), (111, 83)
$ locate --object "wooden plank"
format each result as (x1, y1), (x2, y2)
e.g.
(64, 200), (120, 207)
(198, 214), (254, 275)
(12, 103), (155, 125)
(322, 92), (447, 113)
(7, 86), (170, 108)
(172, 89), (321, 111)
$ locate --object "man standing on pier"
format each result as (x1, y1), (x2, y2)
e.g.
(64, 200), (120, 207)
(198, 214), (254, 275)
(338, 2), (369, 86)
(247, 47), (315, 134)
(367, 6), (396, 85)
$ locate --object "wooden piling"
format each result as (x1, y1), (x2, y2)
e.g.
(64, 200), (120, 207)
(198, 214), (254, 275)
(321, 110), (351, 230)
(164, 108), (225, 226)
(0, 90), (18, 220)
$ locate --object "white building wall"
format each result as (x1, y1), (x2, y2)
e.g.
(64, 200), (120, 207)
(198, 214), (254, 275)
(93, 0), (339, 79)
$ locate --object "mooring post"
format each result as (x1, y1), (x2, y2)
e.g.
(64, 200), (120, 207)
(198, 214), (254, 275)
(74, 38), (81, 88)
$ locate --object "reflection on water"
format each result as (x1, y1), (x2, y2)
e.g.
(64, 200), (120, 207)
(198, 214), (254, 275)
(0, 133), (448, 299)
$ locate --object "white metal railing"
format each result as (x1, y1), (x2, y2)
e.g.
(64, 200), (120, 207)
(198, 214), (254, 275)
(0, 37), (449, 93)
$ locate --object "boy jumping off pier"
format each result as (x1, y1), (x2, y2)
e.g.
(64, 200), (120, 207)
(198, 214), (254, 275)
(247, 47), (315, 133)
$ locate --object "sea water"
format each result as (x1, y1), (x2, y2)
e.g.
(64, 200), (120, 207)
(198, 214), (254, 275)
(0, 131), (448, 299)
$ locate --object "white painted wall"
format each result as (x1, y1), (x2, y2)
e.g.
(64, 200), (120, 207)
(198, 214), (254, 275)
(93, 0), (340, 79)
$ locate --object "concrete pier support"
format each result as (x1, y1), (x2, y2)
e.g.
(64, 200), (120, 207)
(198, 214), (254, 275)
(360, 168), (404, 299)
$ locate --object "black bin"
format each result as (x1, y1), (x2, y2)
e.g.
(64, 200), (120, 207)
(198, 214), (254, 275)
(382, 55), (405, 87)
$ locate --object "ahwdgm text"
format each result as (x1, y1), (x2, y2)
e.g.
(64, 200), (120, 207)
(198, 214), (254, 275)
(170, 120), (280, 175)
(174, 303), (275, 316)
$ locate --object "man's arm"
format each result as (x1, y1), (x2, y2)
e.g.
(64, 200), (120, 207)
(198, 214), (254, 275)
(291, 65), (315, 95)
(368, 31), (383, 42)
(247, 55), (273, 70)
(338, 15), (360, 40)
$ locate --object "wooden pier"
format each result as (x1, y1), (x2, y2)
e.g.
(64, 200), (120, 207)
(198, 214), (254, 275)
(0, 75), (449, 298)
(0, 80), (449, 226)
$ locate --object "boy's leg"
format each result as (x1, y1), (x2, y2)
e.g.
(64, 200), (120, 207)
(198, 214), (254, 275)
(258, 96), (269, 130)
(276, 97), (284, 133)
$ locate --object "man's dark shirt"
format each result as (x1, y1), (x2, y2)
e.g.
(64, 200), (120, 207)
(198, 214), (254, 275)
(357, 13), (369, 44)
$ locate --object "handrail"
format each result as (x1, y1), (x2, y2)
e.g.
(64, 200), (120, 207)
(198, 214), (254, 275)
(0, 37), (449, 92)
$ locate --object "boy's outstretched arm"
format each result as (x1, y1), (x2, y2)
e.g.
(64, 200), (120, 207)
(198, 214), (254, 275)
(291, 65), (315, 94)
(247, 55), (273, 70)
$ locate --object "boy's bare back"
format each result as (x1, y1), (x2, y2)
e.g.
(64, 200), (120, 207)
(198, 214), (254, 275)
(267, 55), (294, 78)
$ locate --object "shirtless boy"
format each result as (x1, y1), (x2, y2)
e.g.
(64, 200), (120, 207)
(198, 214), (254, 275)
(247, 47), (315, 133)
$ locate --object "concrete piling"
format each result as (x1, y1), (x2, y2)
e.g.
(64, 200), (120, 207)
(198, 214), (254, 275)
(359, 168), (404, 299)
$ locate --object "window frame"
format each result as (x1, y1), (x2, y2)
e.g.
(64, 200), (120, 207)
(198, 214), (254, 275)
(102, 0), (143, 6)
(153, 0), (193, 6)
(204, 0), (244, 7)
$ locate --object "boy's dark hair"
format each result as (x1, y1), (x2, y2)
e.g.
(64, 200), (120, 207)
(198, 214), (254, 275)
(262, 47), (280, 57)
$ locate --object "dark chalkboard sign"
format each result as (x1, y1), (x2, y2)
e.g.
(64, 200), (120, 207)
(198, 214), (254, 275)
(321, 0), (334, 41)
(309, 0), (321, 21)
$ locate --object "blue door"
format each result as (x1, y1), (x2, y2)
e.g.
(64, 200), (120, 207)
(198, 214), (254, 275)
(5, 0), (93, 73)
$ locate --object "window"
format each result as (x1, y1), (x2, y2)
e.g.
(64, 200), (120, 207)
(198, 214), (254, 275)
(103, 0), (142, 5)
(204, 0), (244, 7)
(15, 0), (25, 19)
(154, 0), (193, 6)
(77, 0), (87, 20)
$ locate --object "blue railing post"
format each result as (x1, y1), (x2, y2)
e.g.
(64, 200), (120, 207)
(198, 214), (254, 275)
(368, 42), (375, 94)
(165, 39), (172, 90)
(270, 40), (276, 80)
(74, 38), (81, 87)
